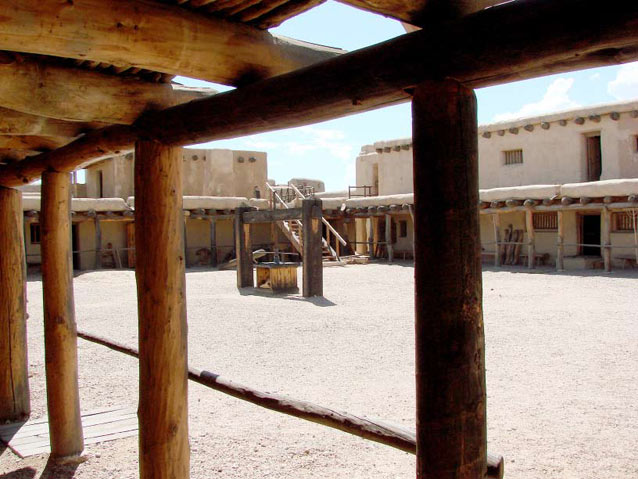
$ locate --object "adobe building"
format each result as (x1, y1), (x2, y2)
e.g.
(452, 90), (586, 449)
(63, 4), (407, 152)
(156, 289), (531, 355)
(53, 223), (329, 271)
(347, 99), (638, 270)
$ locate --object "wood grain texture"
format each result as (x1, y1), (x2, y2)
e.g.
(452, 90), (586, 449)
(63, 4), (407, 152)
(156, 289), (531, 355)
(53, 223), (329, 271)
(525, 209), (536, 269)
(412, 80), (486, 479)
(556, 211), (565, 271)
(235, 206), (254, 288)
(134, 140), (189, 479)
(0, 56), (215, 124)
(76, 330), (504, 479)
(0, 186), (29, 422)
(41, 171), (84, 459)
(302, 199), (323, 297)
(0, 108), (103, 137)
(0, 0), (342, 86)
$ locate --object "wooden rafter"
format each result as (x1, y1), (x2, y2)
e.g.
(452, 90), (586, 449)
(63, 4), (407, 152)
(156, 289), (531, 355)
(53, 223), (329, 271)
(0, 55), (216, 124)
(0, 0), (344, 86)
(0, 0), (636, 186)
(0, 108), (104, 138)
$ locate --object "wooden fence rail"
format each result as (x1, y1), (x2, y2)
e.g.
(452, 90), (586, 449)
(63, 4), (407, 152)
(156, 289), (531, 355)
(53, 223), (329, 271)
(76, 330), (504, 478)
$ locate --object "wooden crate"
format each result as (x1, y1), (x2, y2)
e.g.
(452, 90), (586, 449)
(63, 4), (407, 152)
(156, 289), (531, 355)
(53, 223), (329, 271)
(256, 263), (298, 293)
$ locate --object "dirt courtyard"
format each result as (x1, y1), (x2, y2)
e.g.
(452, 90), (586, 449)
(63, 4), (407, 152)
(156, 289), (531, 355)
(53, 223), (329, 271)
(1, 263), (637, 478)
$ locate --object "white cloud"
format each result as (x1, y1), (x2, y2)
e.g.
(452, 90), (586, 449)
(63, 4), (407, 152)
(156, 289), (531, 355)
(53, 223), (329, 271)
(589, 73), (601, 81)
(607, 62), (638, 100)
(492, 77), (581, 122)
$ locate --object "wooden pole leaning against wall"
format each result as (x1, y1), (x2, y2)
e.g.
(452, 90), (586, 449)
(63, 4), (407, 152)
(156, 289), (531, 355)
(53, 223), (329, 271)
(412, 81), (486, 479)
(40, 171), (84, 460)
(302, 198), (323, 297)
(0, 186), (30, 422)
(235, 207), (254, 288)
(134, 140), (189, 479)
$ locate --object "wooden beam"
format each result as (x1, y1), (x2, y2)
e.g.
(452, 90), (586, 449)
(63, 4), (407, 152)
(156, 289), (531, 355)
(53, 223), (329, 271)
(134, 140), (189, 479)
(41, 171), (84, 460)
(243, 207), (303, 223)
(412, 80), (485, 478)
(302, 198), (323, 297)
(209, 217), (218, 267)
(94, 217), (102, 270)
(385, 214), (394, 262)
(556, 211), (565, 271)
(76, 329), (505, 479)
(492, 213), (501, 267)
(0, 0), (343, 87)
(525, 209), (535, 269)
(235, 207), (254, 288)
(0, 186), (30, 422)
(601, 207), (612, 272)
(0, 135), (71, 152)
(0, 108), (102, 137)
(0, 56), (216, 124)
(2, 0), (638, 186)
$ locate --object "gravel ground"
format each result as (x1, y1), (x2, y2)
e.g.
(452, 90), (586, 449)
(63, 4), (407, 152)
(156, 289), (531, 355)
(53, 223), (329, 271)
(1, 263), (637, 478)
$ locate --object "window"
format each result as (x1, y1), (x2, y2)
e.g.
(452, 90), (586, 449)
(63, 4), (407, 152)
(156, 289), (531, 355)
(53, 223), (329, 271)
(399, 220), (408, 238)
(532, 212), (558, 231)
(503, 149), (523, 165)
(613, 211), (637, 232)
(30, 223), (41, 244)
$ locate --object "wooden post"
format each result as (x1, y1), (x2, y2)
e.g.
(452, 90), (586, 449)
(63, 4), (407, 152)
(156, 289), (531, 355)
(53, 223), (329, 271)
(235, 207), (253, 288)
(134, 140), (189, 479)
(209, 216), (217, 267)
(302, 198), (323, 297)
(556, 211), (564, 271)
(367, 217), (375, 258)
(0, 186), (30, 422)
(412, 80), (486, 479)
(601, 207), (611, 272)
(525, 209), (535, 269)
(385, 214), (394, 262)
(41, 171), (84, 460)
(94, 217), (101, 270)
(183, 216), (189, 268)
(492, 213), (501, 267)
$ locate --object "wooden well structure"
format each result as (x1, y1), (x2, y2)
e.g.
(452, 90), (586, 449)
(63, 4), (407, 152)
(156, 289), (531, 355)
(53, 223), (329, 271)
(0, 0), (637, 477)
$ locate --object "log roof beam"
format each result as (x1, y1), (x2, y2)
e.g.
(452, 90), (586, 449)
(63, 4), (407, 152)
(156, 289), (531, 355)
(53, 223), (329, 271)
(0, 55), (217, 124)
(0, 108), (104, 138)
(0, 0), (344, 86)
(0, 0), (636, 186)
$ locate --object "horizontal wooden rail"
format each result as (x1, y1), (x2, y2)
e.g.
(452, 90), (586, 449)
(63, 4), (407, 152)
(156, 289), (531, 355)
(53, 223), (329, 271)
(76, 330), (504, 478)
(243, 208), (303, 224)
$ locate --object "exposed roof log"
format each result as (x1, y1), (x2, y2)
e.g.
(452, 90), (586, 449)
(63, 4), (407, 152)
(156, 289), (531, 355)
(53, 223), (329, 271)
(1, 0), (637, 186)
(0, 55), (216, 124)
(0, 108), (103, 137)
(0, 0), (344, 86)
(0, 136), (71, 152)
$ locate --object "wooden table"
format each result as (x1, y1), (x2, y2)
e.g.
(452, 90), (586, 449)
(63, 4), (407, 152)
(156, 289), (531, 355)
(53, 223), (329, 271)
(256, 262), (299, 293)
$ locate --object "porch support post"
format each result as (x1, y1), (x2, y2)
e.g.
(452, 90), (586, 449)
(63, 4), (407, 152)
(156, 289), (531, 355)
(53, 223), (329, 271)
(134, 140), (189, 479)
(385, 214), (394, 262)
(235, 207), (253, 288)
(41, 171), (84, 460)
(302, 198), (323, 297)
(412, 80), (486, 479)
(0, 186), (30, 422)
(601, 207), (612, 272)
(556, 211), (565, 271)
(492, 213), (501, 267)
(525, 209), (536, 269)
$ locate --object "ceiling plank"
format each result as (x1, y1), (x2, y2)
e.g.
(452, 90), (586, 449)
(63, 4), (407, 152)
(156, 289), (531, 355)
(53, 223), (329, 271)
(0, 56), (216, 124)
(0, 136), (72, 152)
(0, 0), (636, 187)
(0, 0), (344, 86)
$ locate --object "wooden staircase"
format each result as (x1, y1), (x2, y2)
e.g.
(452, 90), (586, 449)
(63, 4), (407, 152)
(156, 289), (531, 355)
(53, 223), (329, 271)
(267, 183), (342, 263)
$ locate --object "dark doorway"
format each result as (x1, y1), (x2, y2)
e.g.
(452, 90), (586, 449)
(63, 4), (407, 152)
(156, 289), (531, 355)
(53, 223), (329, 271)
(581, 214), (601, 256)
(72, 224), (80, 270)
(586, 135), (602, 181)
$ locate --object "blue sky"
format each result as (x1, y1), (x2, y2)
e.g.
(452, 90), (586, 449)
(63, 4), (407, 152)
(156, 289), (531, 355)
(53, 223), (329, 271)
(176, 1), (638, 192)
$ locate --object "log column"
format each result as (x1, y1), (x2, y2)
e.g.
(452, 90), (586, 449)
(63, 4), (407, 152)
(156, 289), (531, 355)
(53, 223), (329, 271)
(0, 186), (30, 422)
(492, 214), (501, 267)
(601, 207), (611, 272)
(412, 80), (486, 479)
(41, 171), (84, 459)
(235, 207), (253, 288)
(302, 198), (323, 297)
(134, 140), (189, 479)
(525, 209), (535, 269)
(209, 216), (217, 267)
(385, 214), (394, 262)
(556, 211), (565, 271)
(367, 217), (375, 258)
